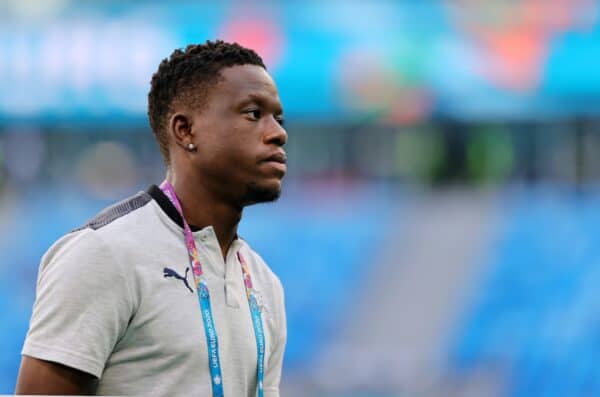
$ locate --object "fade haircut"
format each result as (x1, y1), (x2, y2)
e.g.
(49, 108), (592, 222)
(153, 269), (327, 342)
(148, 40), (266, 164)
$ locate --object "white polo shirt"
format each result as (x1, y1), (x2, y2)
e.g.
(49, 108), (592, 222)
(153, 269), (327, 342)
(22, 185), (286, 396)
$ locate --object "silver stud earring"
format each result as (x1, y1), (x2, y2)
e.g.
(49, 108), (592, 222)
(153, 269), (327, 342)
(187, 143), (196, 151)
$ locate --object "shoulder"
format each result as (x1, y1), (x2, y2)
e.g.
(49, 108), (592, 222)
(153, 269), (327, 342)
(39, 227), (122, 285)
(58, 189), (159, 259)
(43, 189), (153, 261)
(36, 219), (137, 316)
(39, 189), (154, 284)
(237, 239), (283, 289)
(41, 227), (106, 272)
(72, 190), (153, 233)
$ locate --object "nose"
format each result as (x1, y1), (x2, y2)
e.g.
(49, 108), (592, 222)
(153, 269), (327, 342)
(263, 117), (287, 147)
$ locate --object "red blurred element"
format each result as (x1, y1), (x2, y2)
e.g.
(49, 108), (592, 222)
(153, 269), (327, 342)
(482, 29), (546, 92)
(338, 50), (433, 125)
(384, 89), (433, 126)
(448, 0), (598, 92)
(220, 17), (284, 68)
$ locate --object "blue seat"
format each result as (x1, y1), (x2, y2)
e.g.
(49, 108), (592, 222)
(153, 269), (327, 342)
(449, 189), (600, 396)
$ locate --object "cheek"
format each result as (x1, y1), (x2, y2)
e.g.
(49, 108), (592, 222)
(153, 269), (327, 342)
(196, 122), (258, 170)
(195, 126), (230, 160)
(197, 138), (249, 175)
(223, 126), (258, 162)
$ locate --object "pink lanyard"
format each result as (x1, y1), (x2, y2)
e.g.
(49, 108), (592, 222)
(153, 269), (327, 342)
(160, 180), (266, 397)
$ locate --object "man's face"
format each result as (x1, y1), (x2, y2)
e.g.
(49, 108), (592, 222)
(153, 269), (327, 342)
(188, 64), (287, 206)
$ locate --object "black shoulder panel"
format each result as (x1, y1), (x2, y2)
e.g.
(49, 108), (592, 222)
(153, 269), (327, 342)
(73, 191), (152, 232)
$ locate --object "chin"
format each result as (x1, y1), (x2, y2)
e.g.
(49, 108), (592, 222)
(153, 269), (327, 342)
(242, 180), (282, 206)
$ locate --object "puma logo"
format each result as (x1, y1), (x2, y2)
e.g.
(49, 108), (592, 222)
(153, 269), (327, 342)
(163, 267), (194, 293)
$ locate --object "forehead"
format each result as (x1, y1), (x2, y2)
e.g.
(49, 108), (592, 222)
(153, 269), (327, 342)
(213, 64), (280, 105)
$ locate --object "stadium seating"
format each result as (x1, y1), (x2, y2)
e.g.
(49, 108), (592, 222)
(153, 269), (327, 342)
(450, 188), (600, 396)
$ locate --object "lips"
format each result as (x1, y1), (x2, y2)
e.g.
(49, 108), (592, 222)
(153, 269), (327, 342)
(263, 152), (287, 164)
(261, 152), (287, 174)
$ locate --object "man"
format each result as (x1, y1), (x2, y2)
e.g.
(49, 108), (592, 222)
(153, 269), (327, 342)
(16, 40), (288, 396)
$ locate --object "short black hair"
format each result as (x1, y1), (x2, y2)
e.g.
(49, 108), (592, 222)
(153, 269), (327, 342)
(148, 40), (266, 164)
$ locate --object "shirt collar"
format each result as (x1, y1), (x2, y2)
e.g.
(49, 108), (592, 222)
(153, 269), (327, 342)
(146, 184), (201, 232)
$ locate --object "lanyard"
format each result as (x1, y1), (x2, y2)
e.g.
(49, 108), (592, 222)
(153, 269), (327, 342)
(160, 181), (265, 397)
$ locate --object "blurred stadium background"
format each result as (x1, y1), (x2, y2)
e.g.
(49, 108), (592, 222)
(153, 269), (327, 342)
(1, 0), (600, 396)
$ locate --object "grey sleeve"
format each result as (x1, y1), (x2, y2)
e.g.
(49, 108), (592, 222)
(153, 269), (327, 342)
(264, 276), (287, 397)
(21, 229), (134, 378)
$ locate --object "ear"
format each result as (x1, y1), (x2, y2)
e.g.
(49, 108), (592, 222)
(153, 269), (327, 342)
(168, 112), (195, 150)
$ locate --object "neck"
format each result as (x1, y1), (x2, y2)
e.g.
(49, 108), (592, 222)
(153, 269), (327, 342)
(166, 171), (242, 259)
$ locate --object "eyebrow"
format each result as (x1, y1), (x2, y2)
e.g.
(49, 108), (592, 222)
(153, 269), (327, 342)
(239, 93), (284, 115)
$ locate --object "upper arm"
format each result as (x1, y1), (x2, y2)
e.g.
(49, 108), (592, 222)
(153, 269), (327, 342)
(21, 230), (135, 384)
(16, 355), (98, 395)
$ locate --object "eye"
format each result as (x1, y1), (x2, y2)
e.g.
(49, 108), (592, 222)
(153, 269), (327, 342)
(245, 109), (262, 120)
(275, 115), (285, 126)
